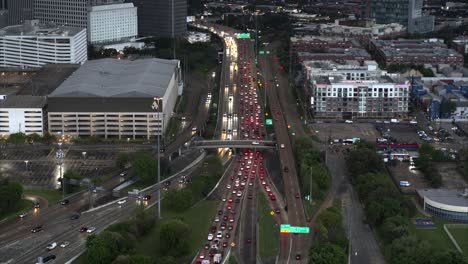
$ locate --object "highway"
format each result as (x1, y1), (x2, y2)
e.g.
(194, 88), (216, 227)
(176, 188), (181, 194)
(259, 39), (309, 262)
(0, 158), (202, 264)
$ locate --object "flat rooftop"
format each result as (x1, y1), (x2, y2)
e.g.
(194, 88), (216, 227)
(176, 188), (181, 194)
(50, 58), (179, 98)
(298, 48), (371, 58)
(0, 20), (83, 37)
(0, 95), (46, 108)
(418, 189), (468, 208)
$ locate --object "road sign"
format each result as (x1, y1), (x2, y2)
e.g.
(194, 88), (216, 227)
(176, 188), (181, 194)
(270, 210), (275, 216)
(266, 119), (273, 125)
(266, 51), (271, 54)
(259, 51), (265, 55)
(280, 224), (310, 234)
(235, 33), (250, 39)
(230, 242), (236, 247)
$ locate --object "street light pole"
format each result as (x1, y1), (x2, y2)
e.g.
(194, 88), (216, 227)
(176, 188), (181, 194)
(309, 167), (313, 205)
(152, 97), (162, 219)
(57, 142), (64, 200)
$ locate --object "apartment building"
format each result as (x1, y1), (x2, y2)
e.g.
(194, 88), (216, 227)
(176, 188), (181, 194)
(303, 60), (409, 118)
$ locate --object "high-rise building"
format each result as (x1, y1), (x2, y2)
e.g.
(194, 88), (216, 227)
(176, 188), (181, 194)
(364, 0), (434, 33)
(6, 0), (33, 25)
(129, 0), (186, 37)
(34, 0), (88, 28)
(87, 3), (138, 44)
(0, 20), (88, 68)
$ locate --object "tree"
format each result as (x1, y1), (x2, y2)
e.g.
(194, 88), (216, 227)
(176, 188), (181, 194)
(309, 243), (346, 264)
(159, 219), (191, 257)
(42, 132), (57, 145)
(381, 216), (410, 243)
(7, 133), (26, 144)
(164, 188), (193, 212)
(389, 236), (432, 264)
(26, 133), (42, 144)
(440, 100), (456, 116)
(346, 147), (384, 179)
(116, 153), (130, 170)
(112, 255), (157, 264)
(63, 170), (83, 193)
(0, 178), (23, 214)
(132, 153), (158, 185)
(86, 231), (128, 264)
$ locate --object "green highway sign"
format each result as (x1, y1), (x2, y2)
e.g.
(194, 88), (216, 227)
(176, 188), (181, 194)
(235, 33), (251, 39)
(259, 51), (265, 55)
(280, 224), (310, 234)
(266, 119), (273, 125)
(266, 51), (270, 54)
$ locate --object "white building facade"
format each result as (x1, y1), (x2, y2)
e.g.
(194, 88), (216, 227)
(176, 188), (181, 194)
(303, 60), (410, 118)
(0, 20), (87, 68)
(0, 96), (46, 136)
(88, 3), (138, 45)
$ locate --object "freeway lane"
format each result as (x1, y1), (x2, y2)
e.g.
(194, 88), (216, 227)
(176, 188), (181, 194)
(259, 44), (309, 262)
(0, 158), (202, 264)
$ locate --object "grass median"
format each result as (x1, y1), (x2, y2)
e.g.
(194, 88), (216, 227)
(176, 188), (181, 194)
(135, 200), (219, 256)
(257, 192), (279, 258)
(24, 189), (63, 205)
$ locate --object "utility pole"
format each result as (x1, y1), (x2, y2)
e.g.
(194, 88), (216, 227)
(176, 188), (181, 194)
(152, 97), (163, 219)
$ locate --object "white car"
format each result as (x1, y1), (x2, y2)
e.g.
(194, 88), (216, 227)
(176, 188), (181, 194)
(46, 242), (57, 251)
(60, 241), (70, 248)
(409, 120), (418, 124)
(236, 191), (242, 197)
(208, 233), (214, 241)
(252, 141), (260, 145)
(216, 231), (223, 238)
(214, 217), (220, 222)
(226, 184), (231, 189)
(117, 200), (126, 205)
(280, 144), (285, 149)
(345, 120), (353, 124)
(19, 212), (28, 218)
(87, 227), (96, 233)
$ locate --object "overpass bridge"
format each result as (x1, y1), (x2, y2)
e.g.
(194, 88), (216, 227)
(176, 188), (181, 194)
(191, 139), (276, 149)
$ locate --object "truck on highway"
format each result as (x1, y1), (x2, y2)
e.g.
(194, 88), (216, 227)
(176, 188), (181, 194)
(213, 253), (222, 264)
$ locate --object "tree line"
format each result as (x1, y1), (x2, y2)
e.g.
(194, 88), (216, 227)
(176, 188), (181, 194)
(346, 142), (467, 264)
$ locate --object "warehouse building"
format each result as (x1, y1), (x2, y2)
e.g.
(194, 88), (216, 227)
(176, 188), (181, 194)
(417, 189), (468, 222)
(371, 39), (464, 67)
(0, 20), (87, 68)
(48, 58), (182, 139)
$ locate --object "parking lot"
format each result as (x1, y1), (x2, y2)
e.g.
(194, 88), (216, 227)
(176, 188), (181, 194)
(374, 123), (421, 144)
(387, 162), (429, 194)
(309, 122), (378, 142)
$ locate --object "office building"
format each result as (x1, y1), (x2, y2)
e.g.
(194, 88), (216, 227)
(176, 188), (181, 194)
(364, 0), (434, 33)
(0, 20), (87, 68)
(130, 0), (187, 37)
(87, 3), (137, 44)
(417, 189), (468, 223)
(48, 58), (183, 139)
(371, 39), (464, 67)
(5, 0), (33, 26)
(34, 0), (88, 28)
(0, 95), (46, 136)
(303, 60), (409, 118)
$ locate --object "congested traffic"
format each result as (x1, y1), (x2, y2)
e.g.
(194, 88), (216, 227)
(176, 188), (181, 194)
(196, 24), (270, 263)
